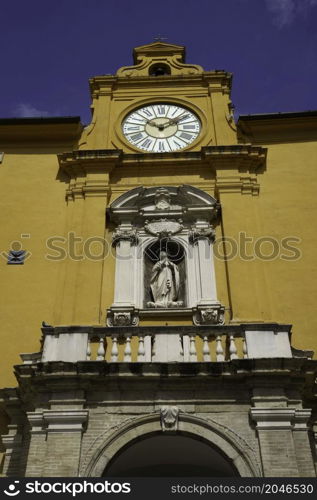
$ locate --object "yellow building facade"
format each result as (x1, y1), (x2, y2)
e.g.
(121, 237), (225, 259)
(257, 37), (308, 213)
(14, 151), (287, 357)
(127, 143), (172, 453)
(0, 42), (316, 477)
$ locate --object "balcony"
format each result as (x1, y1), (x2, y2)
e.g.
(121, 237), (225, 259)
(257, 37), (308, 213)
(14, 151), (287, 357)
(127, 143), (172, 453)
(19, 323), (307, 365)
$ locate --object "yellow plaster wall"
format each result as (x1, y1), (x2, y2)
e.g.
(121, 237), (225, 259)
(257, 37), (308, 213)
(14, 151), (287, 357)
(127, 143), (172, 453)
(0, 151), (68, 386)
(246, 140), (317, 352)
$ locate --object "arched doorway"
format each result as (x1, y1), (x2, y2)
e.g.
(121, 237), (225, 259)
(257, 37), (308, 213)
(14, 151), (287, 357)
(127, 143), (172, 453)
(82, 414), (260, 477)
(103, 434), (239, 477)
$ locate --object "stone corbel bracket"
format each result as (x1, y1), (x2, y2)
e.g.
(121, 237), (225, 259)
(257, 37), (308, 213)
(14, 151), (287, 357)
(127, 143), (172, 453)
(193, 303), (225, 326)
(107, 307), (139, 327)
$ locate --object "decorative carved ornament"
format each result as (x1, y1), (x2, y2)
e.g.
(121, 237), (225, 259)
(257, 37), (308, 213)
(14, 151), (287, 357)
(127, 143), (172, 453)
(189, 224), (215, 244)
(144, 218), (183, 238)
(112, 228), (139, 247)
(107, 309), (139, 327)
(160, 406), (179, 432)
(155, 187), (171, 210)
(193, 305), (225, 326)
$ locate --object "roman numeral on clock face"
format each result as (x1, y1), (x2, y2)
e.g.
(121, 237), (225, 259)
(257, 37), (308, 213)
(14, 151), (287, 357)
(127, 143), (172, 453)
(122, 103), (201, 152)
(141, 108), (153, 118)
(183, 124), (196, 130)
(156, 105), (166, 116)
(130, 132), (144, 142)
(179, 132), (194, 142)
(125, 125), (142, 131)
(140, 138), (153, 149)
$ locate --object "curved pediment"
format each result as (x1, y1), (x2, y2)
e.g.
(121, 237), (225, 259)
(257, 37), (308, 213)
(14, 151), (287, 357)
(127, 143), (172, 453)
(108, 185), (219, 223)
(116, 42), (203, 77)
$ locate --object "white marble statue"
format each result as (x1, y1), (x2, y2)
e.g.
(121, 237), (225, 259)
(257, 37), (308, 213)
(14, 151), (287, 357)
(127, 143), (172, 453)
(148, 251), (182, 308)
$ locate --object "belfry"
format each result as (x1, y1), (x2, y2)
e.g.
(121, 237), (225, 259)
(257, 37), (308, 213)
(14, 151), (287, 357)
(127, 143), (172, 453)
(0, 42), (316, 477)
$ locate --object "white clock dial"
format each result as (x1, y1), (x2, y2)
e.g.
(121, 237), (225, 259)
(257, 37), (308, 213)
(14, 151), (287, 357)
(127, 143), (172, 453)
(122, 103), (201, 152)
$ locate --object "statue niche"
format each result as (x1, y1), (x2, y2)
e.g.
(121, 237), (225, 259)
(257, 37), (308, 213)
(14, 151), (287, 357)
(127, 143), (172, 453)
(145, 239), (185, 308)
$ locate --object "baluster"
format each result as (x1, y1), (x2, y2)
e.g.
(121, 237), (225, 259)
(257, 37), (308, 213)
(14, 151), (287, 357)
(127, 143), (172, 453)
(97, 336), (105, 361)
(189, 334), (197, 362)
(243, 335), (248, 359)
(124, 334), (132, 362)
(86, 337), (91, 361)
(229, 335), (238, 360)
(216, 335), (225, 362)
(179, 335), (184, 360)
(111, 334), (119, 362)
(86, 338), (91, 361)
(202, 335), (211, 362)
(138, 334), (145, 361)
(151, 335), (156, 358)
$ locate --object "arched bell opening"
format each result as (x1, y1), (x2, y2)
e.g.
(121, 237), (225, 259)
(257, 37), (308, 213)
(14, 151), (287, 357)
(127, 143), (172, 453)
(103, 433), (239, 477)
(149, 63), (171, 76)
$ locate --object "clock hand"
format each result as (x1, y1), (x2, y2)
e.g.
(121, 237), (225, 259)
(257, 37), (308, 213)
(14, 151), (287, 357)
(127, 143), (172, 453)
(147, 119), (160, 128)
(147, 119), (171, 132)
(168, 113), (190, 125)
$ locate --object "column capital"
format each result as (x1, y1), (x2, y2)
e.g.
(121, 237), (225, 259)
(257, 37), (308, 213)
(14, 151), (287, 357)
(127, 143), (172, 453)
(293, 409), (312, 430)
(189, 223), (215, 244)
(43, 409), (88, 433)
(27, 411), (46, 435)
(112, 226), (139, 247)
(250, 408), (296, 430)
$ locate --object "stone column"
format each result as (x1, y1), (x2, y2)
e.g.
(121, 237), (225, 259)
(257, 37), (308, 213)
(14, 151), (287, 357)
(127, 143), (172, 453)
(42, 410), (88, 477)
(107, 223), (139, 326)
(292, 410), (316, 477)
(190, 222), (217, 304)
(190, 222), (225, 325)
(25, 412), (47, 477)
(250, 408), (299, 477)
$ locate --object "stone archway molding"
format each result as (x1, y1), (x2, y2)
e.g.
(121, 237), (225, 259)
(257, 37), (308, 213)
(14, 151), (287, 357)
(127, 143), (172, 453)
(81, 412), (261, 477)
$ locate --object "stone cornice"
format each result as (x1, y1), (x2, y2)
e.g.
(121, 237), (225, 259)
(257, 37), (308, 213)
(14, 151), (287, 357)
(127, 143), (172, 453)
(58, 146), (266, 199)
(59, 145), (266, 171)
(89, 72), (232, 95)
(14, 357), (317, 384)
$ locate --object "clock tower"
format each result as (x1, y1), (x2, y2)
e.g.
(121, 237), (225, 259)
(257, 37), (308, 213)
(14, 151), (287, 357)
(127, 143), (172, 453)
(79, 41), (236, 152)
(0, 42), (316, 478)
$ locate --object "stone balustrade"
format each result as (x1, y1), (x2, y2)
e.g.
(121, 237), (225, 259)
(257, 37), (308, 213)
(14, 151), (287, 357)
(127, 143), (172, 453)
(19, 323), (299, 364)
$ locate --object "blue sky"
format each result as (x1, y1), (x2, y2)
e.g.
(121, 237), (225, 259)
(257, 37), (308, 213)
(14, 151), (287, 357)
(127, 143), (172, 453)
(1, 0), (316, 124)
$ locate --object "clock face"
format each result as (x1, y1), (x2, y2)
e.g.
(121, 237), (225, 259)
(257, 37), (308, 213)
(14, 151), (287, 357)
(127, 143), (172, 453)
(122, 103), (201, 152)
